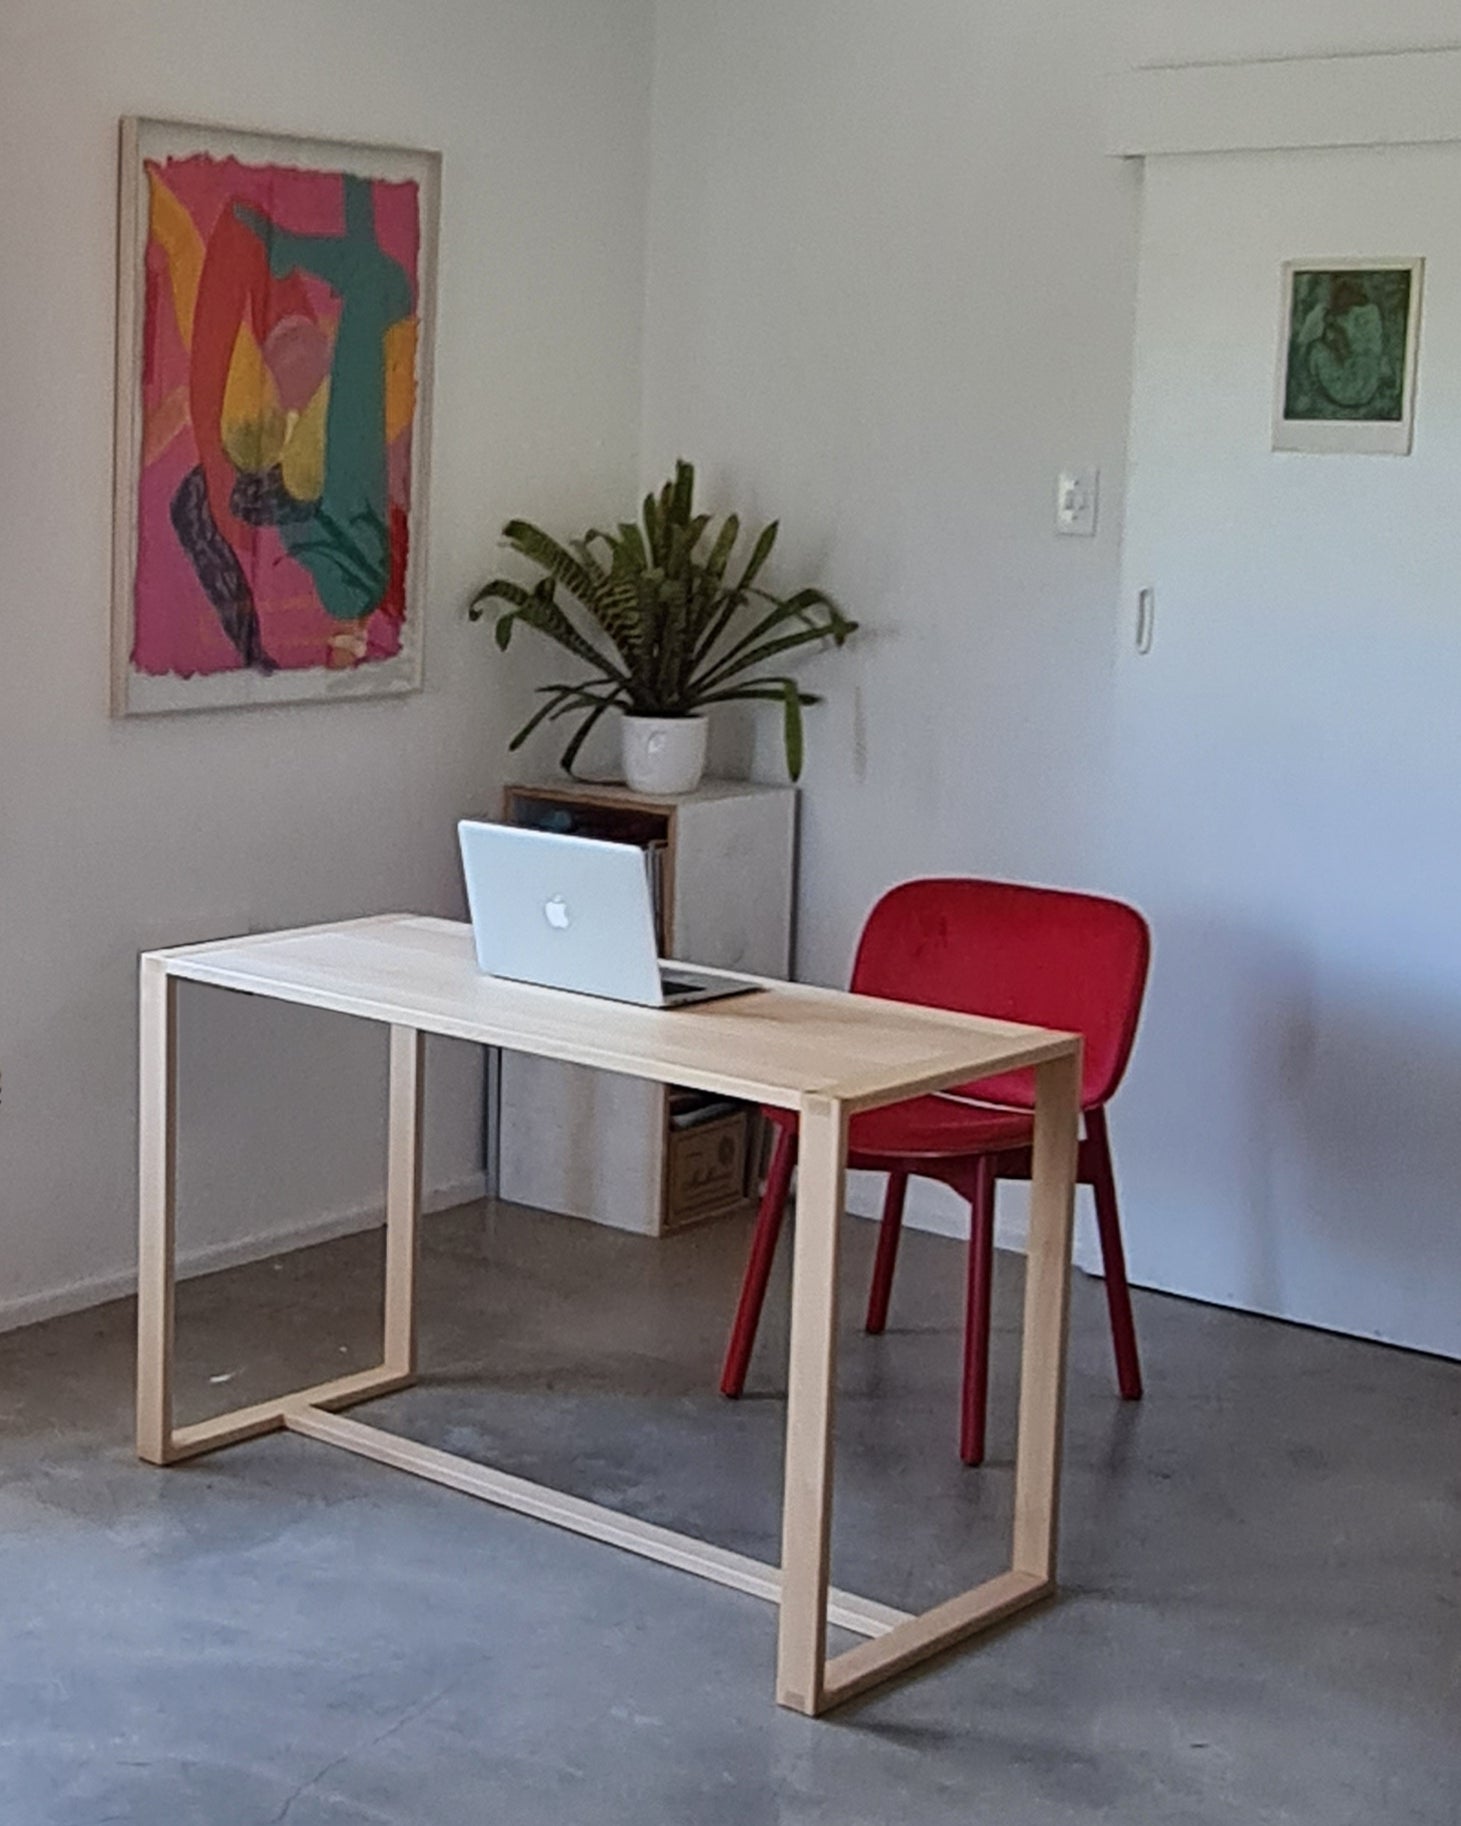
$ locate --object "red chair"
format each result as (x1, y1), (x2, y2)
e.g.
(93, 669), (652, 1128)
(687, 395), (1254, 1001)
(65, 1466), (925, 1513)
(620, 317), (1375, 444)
(719, 878), (1150, 1464)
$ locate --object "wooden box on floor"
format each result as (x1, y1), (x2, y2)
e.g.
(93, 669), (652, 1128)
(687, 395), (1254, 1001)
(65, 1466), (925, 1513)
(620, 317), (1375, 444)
(666, 1101), (753, 1231)
(494, 779), (796, 1236)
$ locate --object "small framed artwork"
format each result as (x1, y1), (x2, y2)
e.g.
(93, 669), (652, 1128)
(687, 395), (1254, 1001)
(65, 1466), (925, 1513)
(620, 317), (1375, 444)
(1273, 259), (1424, 456)
(112, 117), (440, 715)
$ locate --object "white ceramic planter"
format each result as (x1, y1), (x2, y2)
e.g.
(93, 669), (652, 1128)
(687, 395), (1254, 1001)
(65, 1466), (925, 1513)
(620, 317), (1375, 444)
(621, 713), (709, 796)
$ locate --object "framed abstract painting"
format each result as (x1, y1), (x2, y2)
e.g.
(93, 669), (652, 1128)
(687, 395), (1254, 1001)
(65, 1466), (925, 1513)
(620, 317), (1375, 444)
(112, 118), (440, 715)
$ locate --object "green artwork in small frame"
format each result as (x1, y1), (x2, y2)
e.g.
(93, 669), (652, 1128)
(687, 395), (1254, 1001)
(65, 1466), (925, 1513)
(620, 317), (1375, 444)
(1285, 268), (1410, 421)
(1274, 259), (1424, 455)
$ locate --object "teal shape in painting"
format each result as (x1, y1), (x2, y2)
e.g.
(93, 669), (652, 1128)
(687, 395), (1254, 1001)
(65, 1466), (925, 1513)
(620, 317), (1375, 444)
(235, 176), (412, 622)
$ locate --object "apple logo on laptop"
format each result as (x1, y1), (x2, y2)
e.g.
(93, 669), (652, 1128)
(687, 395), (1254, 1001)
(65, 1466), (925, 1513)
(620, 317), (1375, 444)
(543, 895), (571, 931)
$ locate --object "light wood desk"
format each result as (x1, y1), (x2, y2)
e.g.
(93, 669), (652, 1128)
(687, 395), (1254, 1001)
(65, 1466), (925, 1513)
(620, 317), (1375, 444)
(136, 915), (1081, 1716)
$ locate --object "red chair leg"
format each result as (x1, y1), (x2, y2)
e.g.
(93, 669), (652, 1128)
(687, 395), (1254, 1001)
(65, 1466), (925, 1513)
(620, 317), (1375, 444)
(960, 1158), (997, 1465)
(719, 1127), (798, 1398)
(1086, 1108), (1142, 1401)
(864, 1170), (908, 1334)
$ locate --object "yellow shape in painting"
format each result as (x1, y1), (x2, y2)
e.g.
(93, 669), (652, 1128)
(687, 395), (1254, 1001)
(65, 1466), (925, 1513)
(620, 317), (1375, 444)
(384, 318), (417, 443)
(146, 165), (205, 349)
(281, 379), (330, 502)
(220, 322), (286, 475)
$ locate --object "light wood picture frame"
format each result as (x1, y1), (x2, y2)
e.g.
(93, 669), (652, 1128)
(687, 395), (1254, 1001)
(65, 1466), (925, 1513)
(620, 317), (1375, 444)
(112, 117), (440, 714)
(1273, 257), (1424, 456)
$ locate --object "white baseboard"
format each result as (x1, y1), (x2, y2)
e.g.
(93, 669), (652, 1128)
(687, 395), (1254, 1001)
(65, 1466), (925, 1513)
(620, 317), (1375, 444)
(0, 1171), (489, 1338)
(6, 1161), (1102, 1341)
(846, 1168), (1101, 1273)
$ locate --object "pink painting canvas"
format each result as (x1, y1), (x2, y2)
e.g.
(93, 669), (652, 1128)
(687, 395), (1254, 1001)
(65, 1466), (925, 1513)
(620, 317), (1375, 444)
(114, 121), (438, 713)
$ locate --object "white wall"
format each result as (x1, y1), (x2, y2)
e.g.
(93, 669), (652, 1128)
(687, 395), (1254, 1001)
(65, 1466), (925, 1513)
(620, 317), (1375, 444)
(1123, 0), (1461, 67)
(642, 0), (1142, 976)
(642, 0), (1461, 966)
(0, 0), (654, 1327)
(9, 0), (1461, 1345)
(641, 1), (1145, 1246)
(641, 0), (1461, 1323)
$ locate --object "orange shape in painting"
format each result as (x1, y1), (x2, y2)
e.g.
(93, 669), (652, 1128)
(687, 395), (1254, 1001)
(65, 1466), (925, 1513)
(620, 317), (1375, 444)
(146, 165), (205, 349)
(143, 385), (191, 465)
(384, 318), (417, 443)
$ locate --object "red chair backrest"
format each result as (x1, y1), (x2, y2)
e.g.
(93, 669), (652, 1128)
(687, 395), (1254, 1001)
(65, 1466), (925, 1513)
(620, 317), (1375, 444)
(850, 878), (1150, 1110)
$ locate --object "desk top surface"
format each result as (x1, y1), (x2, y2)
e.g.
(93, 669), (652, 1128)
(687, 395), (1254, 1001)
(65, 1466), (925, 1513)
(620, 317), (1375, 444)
(148, 916), (1076, 1112)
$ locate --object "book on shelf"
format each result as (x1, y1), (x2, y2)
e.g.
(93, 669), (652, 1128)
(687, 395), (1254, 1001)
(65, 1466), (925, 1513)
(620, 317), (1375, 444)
(668, 1089), (742, 1131)
(644, 839), (667, 953)
(506, 794), (669, 952)
(508, 796), (665, 849)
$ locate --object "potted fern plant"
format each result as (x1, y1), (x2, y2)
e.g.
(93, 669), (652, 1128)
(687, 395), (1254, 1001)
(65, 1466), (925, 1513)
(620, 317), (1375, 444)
(470, 461), (855, 794)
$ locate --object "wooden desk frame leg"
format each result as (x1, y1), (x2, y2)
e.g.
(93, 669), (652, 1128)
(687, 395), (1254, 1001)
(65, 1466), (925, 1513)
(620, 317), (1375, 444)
(776, 1094), (847, 1714)
(383, 1026), (425, 1378)
(801, 1043), (1083, 1716)
(1013, 1049), (1082, 1580)
(136, 992), (421, 1467)
(136, 957), (178, 1466)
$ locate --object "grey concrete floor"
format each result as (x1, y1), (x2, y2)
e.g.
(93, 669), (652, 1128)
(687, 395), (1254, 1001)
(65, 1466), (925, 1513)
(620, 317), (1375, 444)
(1, 1199), (1457, 1825)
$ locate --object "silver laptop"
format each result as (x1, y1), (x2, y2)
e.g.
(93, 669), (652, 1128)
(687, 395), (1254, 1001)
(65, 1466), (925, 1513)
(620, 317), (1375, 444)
(458, 820), (762, 1008)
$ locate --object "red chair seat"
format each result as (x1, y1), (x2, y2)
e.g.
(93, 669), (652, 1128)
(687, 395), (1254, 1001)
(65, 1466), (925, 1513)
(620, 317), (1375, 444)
(765, 1097), (1034, 1161)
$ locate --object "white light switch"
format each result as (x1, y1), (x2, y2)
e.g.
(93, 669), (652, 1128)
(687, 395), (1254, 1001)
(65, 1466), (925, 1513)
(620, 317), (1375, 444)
(1055, 468), (1099, 537)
